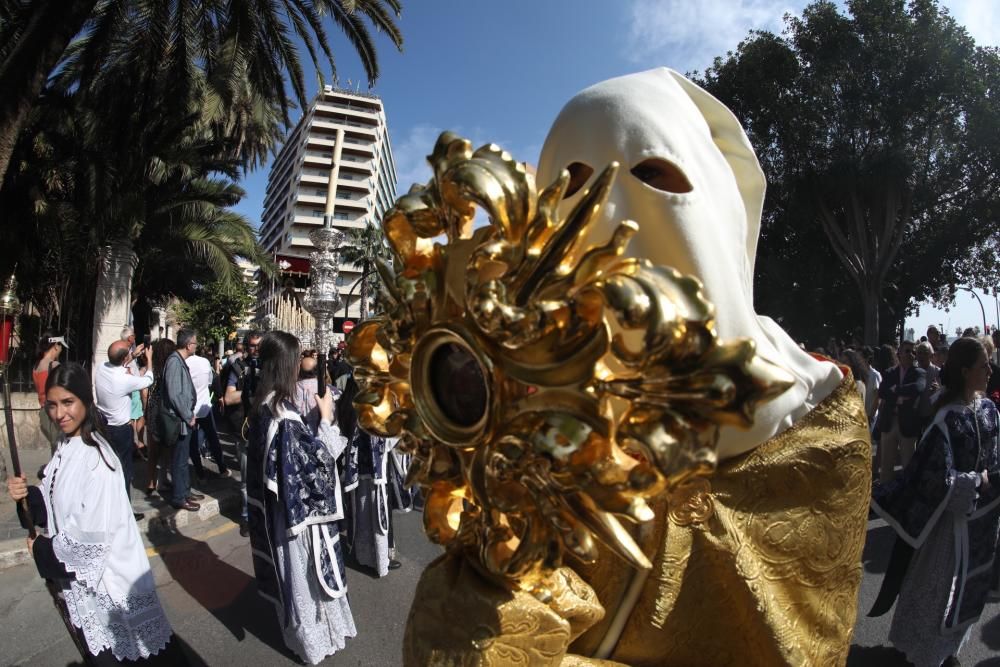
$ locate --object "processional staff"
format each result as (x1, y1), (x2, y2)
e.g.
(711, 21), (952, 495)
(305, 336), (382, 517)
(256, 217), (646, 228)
(0, 273), (29, 531)
(303, 217), (345, 400)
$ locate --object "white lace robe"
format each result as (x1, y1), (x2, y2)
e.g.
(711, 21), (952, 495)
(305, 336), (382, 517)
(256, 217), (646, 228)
(42, 435), (172, 660)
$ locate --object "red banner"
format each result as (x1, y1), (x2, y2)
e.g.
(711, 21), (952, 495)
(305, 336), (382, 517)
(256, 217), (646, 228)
(0, 317), (13, 364)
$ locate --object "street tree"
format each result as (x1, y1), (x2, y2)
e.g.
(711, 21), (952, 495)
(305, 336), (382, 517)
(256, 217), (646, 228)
(172, 278), (257, 349)
(339, 221), (389, 320)
(696, 0), (1000, 345)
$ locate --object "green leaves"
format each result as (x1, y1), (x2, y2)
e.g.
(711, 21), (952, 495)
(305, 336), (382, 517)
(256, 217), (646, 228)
(172, 277), (256, 344)
(696, 0), (1000, 345)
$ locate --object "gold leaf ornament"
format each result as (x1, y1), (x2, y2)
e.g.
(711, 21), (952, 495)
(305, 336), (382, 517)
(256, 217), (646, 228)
(347, 132), (794, 591)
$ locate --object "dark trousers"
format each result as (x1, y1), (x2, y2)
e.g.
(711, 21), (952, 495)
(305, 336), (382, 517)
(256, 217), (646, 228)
(104, 423), (134, 500)
(171, 429), (193, 506)
(196, 412), (225, 470)
(188, 428), (205, 478)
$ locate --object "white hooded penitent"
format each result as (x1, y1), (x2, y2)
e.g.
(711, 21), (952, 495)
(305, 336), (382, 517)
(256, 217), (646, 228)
(537, 67), (842, 461)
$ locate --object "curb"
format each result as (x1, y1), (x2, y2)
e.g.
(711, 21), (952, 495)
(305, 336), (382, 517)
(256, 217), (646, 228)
(0, 486), (243, 572)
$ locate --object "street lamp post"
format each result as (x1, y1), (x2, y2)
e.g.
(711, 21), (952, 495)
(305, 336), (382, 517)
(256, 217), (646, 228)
(959, 287), (988, 334)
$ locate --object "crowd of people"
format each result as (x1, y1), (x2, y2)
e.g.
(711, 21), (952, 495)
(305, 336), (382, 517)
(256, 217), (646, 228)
(8, 327), (412, 664)
(7, 73), (1000, 667)
(818, 327), (1000, 667)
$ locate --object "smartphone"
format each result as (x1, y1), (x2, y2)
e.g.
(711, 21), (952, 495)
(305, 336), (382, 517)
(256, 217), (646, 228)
(143, 333), (151, 347)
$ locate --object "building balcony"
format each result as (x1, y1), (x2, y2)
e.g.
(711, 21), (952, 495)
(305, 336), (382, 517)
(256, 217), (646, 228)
(304, 154), (332, 166)
(311, 118), (376, 136)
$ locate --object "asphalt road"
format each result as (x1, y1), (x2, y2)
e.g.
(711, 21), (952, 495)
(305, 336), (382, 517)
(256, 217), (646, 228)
(2, 512), (999, 666)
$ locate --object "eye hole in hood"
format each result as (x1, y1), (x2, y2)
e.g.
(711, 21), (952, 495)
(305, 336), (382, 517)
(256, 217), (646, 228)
(562, 161), (594, 199)
(630, 158), (693, 194)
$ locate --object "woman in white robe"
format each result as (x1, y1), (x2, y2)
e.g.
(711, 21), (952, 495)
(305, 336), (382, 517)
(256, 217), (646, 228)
(6, 363), (179, 665)
(246, 331), (356, 664)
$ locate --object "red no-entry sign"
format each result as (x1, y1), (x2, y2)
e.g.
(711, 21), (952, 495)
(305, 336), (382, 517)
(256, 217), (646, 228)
(342, 320), (355, 334)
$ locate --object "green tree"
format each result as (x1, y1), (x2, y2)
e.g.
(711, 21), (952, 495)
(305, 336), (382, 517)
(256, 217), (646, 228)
(0, 0), (404, 183)
(339, 221), (389, 319)
(696, 0), (1000, 345)
(173, 278), (256, 346)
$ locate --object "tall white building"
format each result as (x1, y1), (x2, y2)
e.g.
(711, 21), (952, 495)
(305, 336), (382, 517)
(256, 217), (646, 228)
(257, 85), (397, 326)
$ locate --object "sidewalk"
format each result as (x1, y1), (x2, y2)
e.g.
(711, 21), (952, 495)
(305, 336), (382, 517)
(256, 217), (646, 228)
(1, 420), (245, 571)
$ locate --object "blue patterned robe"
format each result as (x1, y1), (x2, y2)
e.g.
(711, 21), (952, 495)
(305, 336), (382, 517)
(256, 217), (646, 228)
(873, 398), (1000, 664)
(246, 400), (355, 663)
(340, 428), (403, 575)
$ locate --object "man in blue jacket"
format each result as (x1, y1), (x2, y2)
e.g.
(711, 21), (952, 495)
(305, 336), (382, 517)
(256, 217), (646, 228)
(876, 340), (927, 483)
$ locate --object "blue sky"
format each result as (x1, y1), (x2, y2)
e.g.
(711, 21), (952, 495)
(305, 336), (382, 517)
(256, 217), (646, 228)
(232, 0), (1000, 339)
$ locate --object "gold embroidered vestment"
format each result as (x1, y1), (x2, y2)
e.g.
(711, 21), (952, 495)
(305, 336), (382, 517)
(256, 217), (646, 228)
(571, 374), (872, 666)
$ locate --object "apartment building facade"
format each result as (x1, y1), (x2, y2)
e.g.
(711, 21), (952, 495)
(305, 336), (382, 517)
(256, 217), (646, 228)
(256, 85), (398, 329)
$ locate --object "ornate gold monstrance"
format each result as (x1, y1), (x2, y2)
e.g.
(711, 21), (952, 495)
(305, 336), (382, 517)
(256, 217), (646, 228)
(347, 133), (793, 597)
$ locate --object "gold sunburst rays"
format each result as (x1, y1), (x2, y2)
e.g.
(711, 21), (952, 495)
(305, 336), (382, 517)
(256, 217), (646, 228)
(346, 131), (794, 592)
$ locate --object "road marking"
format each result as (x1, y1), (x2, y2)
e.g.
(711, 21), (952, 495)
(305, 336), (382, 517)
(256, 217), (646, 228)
(146, 522), (239, 558)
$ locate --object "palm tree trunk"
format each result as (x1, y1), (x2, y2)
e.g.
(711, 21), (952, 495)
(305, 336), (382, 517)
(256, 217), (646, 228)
(0, 0), (98, 183)
(359, 264), (370, 320)
(91, 243), (138, 367)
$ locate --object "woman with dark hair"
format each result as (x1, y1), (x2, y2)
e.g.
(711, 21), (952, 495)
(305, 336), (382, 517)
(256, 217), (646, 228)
(6, 363), (180, 665)
(246, 331), (355, 664)
(32, 331), (66, 450)
(840, 349), (868, 407)
(144, 339), (177, 496)
(336, 372), (404, 576)
(293, 348), (330, 433)
(872, 337), (1000, 667)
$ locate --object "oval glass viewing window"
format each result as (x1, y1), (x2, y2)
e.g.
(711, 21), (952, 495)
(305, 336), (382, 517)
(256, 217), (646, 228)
(429, 342), (488, 427)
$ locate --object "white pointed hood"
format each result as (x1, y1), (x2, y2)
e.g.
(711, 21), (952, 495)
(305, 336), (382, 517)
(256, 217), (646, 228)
(537, 68), (842, 460)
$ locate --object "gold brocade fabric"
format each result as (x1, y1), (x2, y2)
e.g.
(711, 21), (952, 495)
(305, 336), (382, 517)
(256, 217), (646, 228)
(403, 555), (607, 666)
(570, 373), (872, 666)
(402, 375), (871, 667)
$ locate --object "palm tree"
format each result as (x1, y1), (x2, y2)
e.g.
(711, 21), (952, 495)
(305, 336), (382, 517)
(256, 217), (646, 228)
(339, 221), (389, 319)
(0, 0), (404, 183)
(0, 50), (273, 358)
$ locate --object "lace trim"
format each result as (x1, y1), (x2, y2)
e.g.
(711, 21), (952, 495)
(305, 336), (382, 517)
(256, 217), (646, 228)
(52, 533), (109, 591)
(62, 583), (172, 661)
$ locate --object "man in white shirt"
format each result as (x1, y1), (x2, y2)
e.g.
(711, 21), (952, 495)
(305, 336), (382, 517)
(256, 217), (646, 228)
(95, 340), (153, 518)
(186, 350), (230, 478)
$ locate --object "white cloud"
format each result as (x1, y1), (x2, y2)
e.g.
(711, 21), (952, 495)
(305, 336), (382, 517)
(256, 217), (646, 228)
(389, 123), (441, 194)
(940, 0), (1000, 46)
(624, 0), (998, 74)
(623, 0), (803, 73)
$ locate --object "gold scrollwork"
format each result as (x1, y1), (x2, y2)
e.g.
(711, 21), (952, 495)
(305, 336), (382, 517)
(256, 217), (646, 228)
(347, 132), (794, 592)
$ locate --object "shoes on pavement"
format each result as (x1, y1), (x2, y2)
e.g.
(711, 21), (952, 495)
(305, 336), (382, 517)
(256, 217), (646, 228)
(941, 657), (961, 667)
(133, 512), (145, 521)
(239, 520), (249, 537)
(218, 467), (233, 479)
(172, 501), (200, 512)
(187, 492), (205, 501)
(144, 486), (157, 497)
(388, 559), (402, 571)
